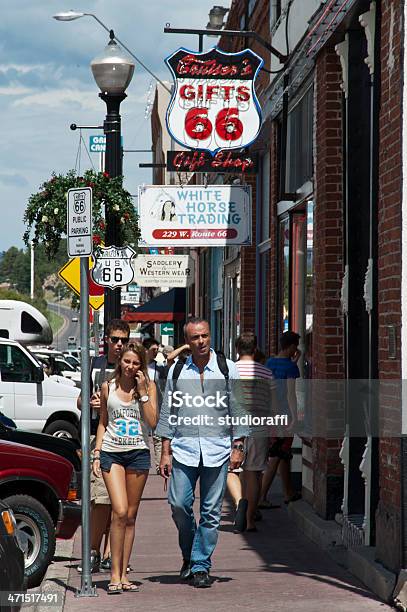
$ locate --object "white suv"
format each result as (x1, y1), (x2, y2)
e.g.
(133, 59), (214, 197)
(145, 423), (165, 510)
(0, 339), (80, 439)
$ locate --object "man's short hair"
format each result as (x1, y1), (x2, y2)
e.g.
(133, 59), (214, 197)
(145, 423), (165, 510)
(183, 316), (210, 338)
(236, 332), (257, 356)
(143, 337), (159, 350)
(280, 331), (300, 350)
(106, 319), (130, 337)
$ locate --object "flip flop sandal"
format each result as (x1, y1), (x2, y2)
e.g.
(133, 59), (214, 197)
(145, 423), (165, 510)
(258, 501), (281, 509)
(107, 582), (122, 595)
(122, 582), (139, 592)
(284, 492), (302, 505)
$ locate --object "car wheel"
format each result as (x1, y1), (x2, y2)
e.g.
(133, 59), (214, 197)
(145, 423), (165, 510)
(4, 495), (56, 589)
(44, 419), (78, 439)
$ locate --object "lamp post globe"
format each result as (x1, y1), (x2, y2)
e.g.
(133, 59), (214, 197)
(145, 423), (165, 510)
(207, 6), (229, 29)
(91, 32), (135, 94)
(91, 31), (135, 327)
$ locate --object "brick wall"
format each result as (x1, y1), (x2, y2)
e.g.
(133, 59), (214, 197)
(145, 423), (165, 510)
(375, 0), (403, 572)
(240, 175), (257, 332)
(312, 45), (345, 519)
(269, 122), (279, 355)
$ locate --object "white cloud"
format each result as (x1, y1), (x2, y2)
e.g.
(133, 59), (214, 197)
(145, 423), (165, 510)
(0, 0), (233, 250)
(0, 84), (33, 96)
(13, 88), (104, 111)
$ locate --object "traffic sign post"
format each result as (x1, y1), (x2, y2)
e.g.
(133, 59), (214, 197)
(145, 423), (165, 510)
(58, 258), (104, 311)
(160, 323), (174, 336)
(77, 256), (97, 598)
(67, 188), (93, 258)
(91, 245), (136, 289)
(66, 189), (97, 597)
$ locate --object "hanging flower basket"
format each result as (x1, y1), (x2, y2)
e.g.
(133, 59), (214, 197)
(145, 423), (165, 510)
(23, 169), (139, 256)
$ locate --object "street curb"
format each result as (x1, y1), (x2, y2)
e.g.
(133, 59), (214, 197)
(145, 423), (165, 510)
(28, 538), (74, 612)
(288, 500), (397, 604)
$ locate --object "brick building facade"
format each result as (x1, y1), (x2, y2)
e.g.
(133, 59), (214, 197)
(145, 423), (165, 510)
(188, 0), (406, 602)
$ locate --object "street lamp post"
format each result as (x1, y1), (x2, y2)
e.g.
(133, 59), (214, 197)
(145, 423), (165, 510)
(90, 31), (134, 325)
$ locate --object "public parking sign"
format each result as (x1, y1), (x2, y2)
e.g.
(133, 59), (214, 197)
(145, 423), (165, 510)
(67, 188), (92, 257)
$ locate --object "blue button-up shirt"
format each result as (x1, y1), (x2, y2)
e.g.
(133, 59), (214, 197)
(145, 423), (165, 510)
(155, 349), (248, 467)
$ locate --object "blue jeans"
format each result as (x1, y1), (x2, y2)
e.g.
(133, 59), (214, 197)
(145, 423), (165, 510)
(168, 457), (229, 574)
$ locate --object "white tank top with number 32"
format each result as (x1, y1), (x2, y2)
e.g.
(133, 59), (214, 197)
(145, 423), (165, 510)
(101, 381), (150, 452)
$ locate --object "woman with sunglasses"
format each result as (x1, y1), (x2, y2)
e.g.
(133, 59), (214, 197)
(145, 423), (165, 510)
(92, 343), (158, 594)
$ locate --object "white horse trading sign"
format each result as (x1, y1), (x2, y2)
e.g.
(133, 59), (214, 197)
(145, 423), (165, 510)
(165, 47), (263, 154)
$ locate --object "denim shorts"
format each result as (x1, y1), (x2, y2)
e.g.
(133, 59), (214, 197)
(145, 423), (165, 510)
(100, 448), (151, 472)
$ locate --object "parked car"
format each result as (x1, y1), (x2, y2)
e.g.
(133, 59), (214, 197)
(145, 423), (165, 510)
(0, 338), (80, 439)
(0, 419), (81, 486)
(62, 353), (81, 369)
(0, 440), (81, 588)
(64, 349), (81, 362)
(30, 348), (81, 385)
(0, 500), (25, 611)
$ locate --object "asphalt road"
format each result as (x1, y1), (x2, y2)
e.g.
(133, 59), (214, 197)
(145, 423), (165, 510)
(47, 302), (80, 351)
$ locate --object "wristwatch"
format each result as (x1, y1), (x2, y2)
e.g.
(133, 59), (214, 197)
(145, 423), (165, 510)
(232, 443), (244, 452)
(139, 395), (150, 403)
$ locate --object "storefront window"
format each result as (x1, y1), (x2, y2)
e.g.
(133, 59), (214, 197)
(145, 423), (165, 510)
(279, 216), (290, 334)
(305, 201), (314, 379)
(291, 212), (306, 336)
(261, 152), (270, 242)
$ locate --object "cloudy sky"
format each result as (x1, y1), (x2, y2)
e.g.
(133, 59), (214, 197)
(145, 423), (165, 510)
(0, 0), (231, 251)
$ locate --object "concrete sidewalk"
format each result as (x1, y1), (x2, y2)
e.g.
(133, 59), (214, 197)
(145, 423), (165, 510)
(54, 473), (391, 611)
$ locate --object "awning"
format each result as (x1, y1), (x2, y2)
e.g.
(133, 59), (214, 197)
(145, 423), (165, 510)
(122, 288), (186, 322)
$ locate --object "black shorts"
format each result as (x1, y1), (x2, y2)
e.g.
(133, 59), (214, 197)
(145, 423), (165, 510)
(100, 448), (151, 472)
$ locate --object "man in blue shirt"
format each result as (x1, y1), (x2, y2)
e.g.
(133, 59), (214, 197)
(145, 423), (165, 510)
(259, 330), (301, 507)
(156, 317), (247, 588)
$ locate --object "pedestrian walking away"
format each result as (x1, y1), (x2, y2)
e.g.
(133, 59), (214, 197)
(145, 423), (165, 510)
(156, 317), (248, 588)
(92, 343), (158, 594)
(143, 337), (166, 472)
(77, 318), (130, 574)
(235, 332), (278, 531)
(260, 330), (302, 508)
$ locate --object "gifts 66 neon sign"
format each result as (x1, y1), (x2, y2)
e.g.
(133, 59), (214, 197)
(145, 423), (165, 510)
(165, 47), (264, 154)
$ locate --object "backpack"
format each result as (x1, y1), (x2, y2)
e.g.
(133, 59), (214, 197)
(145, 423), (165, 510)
(172, 351), (229, 387)
(171, 351), (230, 415)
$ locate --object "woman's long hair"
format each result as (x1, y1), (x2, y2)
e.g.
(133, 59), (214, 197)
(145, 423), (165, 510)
(113, 343), (150, 400)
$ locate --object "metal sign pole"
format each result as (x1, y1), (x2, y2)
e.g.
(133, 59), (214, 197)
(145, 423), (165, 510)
(94, 310), (100, 356)
(66, 185), (96, 597)
(76, 257), (97, 597)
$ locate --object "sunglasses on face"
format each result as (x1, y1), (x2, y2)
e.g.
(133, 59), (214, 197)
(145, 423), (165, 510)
(110, 336), (129, 344)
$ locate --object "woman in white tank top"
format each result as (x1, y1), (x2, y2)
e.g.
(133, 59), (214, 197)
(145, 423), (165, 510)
(92, 343), (158, 594)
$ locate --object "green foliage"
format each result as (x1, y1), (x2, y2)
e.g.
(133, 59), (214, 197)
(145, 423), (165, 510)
(23, 169), (139, 257)
(0, 242), (68, 297)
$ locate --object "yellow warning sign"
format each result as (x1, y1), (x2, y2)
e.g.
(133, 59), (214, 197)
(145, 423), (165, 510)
(58, 258), (104, 311)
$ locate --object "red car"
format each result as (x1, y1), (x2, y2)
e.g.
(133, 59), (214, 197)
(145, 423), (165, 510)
(0, 440), (80, 588)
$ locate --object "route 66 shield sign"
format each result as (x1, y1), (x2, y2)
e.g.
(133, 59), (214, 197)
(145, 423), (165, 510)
(165, 47), (264, 154)
(91, 245), (136, 289)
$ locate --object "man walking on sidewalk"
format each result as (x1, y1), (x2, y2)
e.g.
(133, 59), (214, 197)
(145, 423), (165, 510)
(156, 317), (247, 588)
